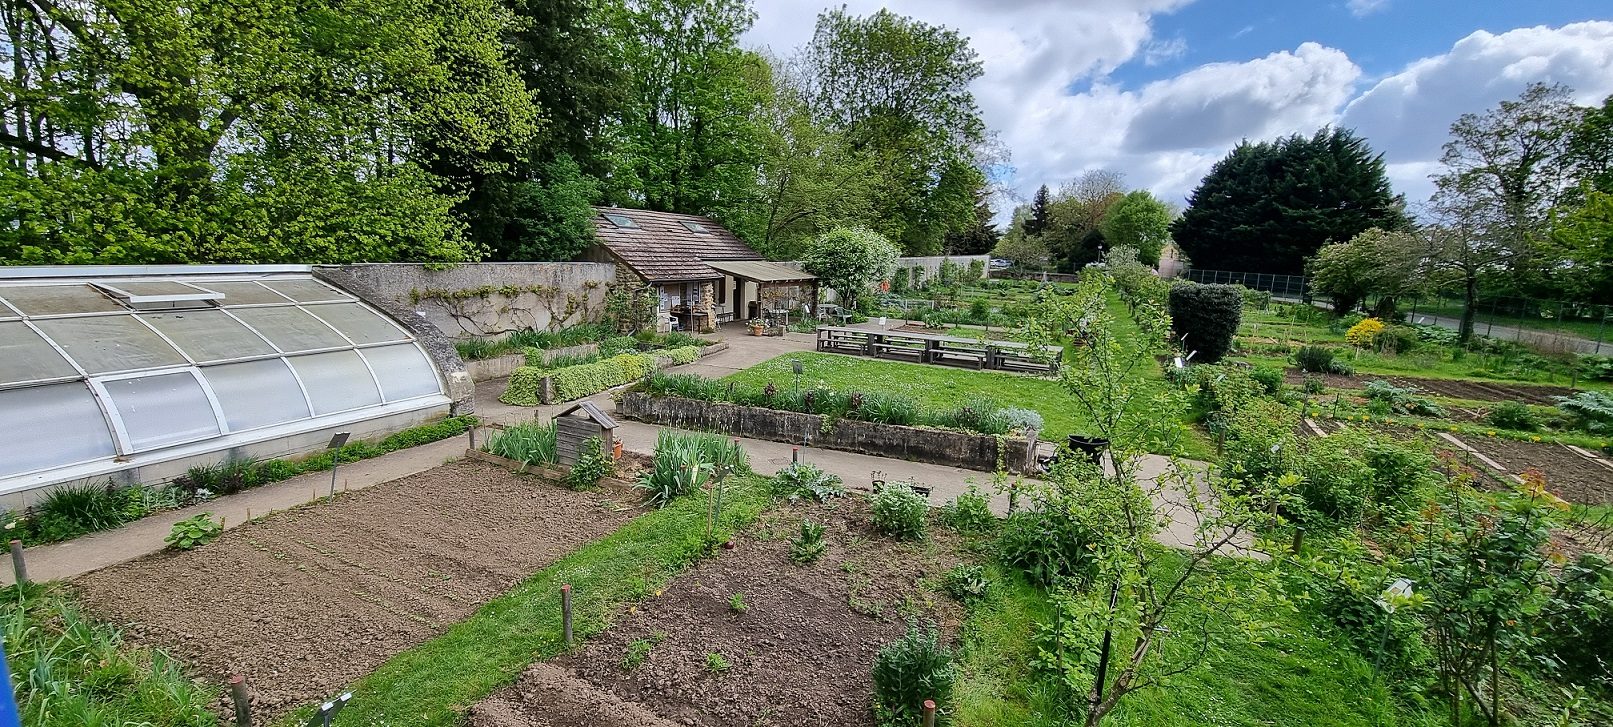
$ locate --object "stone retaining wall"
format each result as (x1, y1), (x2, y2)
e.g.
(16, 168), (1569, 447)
(617, 391), (1036, 474)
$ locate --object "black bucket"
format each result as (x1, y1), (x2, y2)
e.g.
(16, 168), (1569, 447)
(1067, 435), (1110, 465)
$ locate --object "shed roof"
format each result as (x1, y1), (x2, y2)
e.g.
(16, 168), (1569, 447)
(705, 260), (816, 284)
(556, 401), (619, 429)
(590, 207), (761, 283)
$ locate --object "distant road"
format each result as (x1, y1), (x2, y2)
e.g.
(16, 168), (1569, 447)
(1268, 293), (1606, 355)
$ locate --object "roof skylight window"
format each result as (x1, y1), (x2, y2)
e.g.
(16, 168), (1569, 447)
(679, 220), (710, 234)
(604, 212), (639, 228)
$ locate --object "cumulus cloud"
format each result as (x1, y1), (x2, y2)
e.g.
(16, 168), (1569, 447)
(745, 6), (1613, 215)
(1346, 0), (1389, 18)
(1122, 43), (1360, 153)
(1342, 22), (1613, 162)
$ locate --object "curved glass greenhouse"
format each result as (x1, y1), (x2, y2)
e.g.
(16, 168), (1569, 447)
(0, 268), (449, 500)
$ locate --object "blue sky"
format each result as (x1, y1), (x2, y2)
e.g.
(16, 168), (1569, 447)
(745, 1), (1613, 214)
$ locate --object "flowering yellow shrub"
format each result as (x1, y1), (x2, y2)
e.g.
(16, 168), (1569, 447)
(1345, 317), (1385, 347)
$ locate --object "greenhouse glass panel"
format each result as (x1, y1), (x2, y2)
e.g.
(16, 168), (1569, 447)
(0, 284), (123, 316)
(0, 321), (77, 383)
(203, 359), (311, 431)
(361, 345), (441, 401)
(262, 279), (348, 303)
(231, 306), (350, 352)
(192, 281), (290, 306)
(97, 281), (211, 297)
(288, 350), (381, 414)
(141, 310), (276, 362)
(101, 372), (221, 451)
(305, 303), (408, 345)
(0, 383), (116, 477)
(34, 316), (186, 373)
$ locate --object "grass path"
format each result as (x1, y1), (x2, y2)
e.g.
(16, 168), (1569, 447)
(277, 475), (773, 726)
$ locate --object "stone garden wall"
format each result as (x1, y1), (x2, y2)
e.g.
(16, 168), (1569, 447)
(326, 262), (616, 339)
(617, 391), (1037, 474)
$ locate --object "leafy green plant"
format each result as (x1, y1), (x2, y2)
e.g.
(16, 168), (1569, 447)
(941, 564), (990, 602)
(789, 519), (828, 564)
(871, 483), (928, 541)
(164, 513), (222, 550)
(621, 639), (654, 670)
(1555, 391), (1613, 434)
(486, 421), (558, 466)
(1249, 367), (1285, 395)
(938, 485), (996, 534)
(773, 462), (845, 502)
(1363, 379), (1445, 417)
(705, 652), (731, 674)
(1486, 401), (1539, 432)
(728, 593), (747, 613)
(32, 482), (130, 541)
(1294, 345), (1340, 374)
(637, 432), (712, 508)
(1302, 374), (1326, 395)
(872, 622), (958, 726)
(564, 436), (614, 490)
(996, 494), (1103, 588)
(3, 586), (219, 725)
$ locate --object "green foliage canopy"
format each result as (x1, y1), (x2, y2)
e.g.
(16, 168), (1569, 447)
(800, 226), (900, 309)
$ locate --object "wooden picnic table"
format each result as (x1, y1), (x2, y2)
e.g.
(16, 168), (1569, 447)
(813, 326), (1061, 373)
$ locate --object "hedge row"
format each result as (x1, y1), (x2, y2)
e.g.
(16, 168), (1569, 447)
(500, 346), (704, 406)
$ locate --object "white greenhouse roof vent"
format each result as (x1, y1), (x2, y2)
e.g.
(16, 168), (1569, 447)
(93, 281), (224, 311)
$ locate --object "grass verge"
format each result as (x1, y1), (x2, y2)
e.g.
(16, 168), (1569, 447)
(954, 556), (1443, 727)
(282, 474), (773, 726)
(2, 584), (219, 726)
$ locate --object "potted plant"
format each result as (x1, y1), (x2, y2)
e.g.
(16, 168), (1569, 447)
(1067, 434), (1110, 465)
(747, 318), (766, 336)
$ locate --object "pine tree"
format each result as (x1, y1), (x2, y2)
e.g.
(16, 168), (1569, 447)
(1024, 184), (1052, 237)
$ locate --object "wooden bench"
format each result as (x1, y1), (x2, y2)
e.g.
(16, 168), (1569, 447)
(817, 328), (871, 354)
(930, 341), (990, 369)
(870, 337), (928, 361)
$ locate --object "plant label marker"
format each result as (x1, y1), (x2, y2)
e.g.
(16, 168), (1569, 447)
(229, 675), (251, 727)
(561, 584), (574, 646)
(304, 693), (351, 727)
(7, 540), (24, 585)
(791, 446), (798, 463)
(326, 432), (351, 502)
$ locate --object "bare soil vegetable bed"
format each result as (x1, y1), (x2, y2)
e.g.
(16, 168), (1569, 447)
(469, 497), (969, 727)
(72, 459), (643, 716)
(1280, 370), (1574, 404)
(1459, 436), (1613, 505)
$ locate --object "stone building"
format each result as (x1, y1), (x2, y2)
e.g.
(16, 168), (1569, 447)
(580, 207), (816, 332)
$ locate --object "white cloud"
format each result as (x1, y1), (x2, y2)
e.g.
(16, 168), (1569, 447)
(1346, 0), (1389, 18)
(744, 6), (1613, 217)
(1342, 22), (1613, 164)
(1143, 36), (1188, 66)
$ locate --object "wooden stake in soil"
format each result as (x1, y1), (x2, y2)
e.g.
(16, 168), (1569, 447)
(229, 674), (251, 727)
(922, 699), (937, 727)
(561, 584), (573, 646)
(8, 539), (25, 585)
(792, 446), (799, 463)
(1290, 527), (1305, 555)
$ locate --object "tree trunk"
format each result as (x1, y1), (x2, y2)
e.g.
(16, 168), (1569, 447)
(1459, 274), (1478, 342)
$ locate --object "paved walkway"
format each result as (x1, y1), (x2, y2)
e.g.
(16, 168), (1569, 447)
(14, 330), (1247, 585)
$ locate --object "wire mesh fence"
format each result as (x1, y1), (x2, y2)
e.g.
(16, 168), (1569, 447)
(1179, 268), (1611, 355)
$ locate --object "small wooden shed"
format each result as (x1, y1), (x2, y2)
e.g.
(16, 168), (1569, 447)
(554, 401), (620, 465)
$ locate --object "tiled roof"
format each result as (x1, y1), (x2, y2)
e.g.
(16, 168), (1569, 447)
(591, 207), (761, 282)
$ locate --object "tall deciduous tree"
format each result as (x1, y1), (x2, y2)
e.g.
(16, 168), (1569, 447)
(1428, 83), (1580, 339)
(0, 0), (538, 264)
(796, 8), (989, 255)
(1045, 170), (1126, 272)
(944, 189), (1000, 255)
(1099, 190), (1171, 267)
(608, 0), (767, 223)
(1171, 127), (1407, 275)
(1307, 227), (1425, 317)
